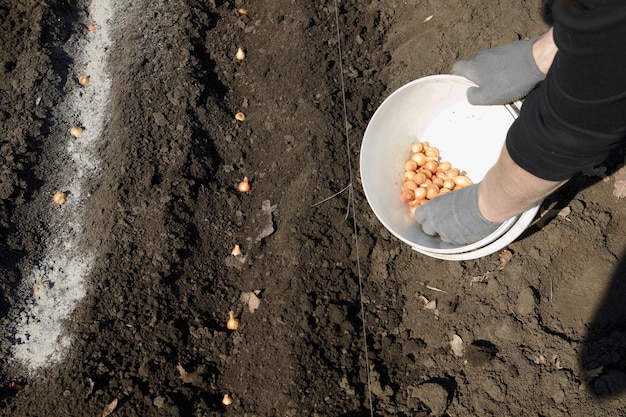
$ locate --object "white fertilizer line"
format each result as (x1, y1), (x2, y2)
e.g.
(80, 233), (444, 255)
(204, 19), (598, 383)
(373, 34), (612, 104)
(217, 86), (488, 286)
(10, 1), (113, 371)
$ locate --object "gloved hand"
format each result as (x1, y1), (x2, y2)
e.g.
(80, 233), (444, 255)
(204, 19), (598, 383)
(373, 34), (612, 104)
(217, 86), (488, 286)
(413, 184), (502, 245)
(452, 37), (545, 105)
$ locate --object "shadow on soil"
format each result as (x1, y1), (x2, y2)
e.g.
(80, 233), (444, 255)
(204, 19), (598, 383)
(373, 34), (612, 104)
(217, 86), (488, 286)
(581, 247), (626, 398)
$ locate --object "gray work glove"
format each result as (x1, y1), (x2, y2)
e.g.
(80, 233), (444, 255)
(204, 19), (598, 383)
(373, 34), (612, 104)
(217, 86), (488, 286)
(452, 38), (545, 105)
(413, 184), (502, 246)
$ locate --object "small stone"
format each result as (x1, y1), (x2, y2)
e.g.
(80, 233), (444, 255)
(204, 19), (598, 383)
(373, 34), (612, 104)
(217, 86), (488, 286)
(153, 396), (165, 408)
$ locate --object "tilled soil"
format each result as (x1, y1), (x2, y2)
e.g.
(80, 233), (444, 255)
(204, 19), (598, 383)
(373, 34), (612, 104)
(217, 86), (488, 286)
(2, 0), (626, 416)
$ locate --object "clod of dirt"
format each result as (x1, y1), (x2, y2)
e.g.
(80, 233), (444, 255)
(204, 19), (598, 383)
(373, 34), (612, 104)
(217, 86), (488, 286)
(465, 340), (498, 366)
(414, 382), (448, 415)
(449, 334), (464, 358)
(515, 287), (537, 316)
(153, 396), (165, 408)
(224, 253), (247, 269)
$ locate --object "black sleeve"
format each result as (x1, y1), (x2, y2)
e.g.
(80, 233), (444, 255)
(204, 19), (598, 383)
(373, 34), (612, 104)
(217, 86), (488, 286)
(506, 0), (626, 181)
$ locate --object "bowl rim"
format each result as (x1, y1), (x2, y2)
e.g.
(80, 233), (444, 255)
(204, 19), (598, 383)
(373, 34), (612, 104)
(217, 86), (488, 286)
(410, 203), (541, 260)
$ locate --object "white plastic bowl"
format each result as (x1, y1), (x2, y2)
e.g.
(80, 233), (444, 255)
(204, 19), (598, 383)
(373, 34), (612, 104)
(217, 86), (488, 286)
(360, 74), (540, 260)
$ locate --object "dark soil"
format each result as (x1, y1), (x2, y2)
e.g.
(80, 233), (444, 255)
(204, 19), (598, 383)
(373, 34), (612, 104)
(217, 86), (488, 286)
(2, 0), (626, 416)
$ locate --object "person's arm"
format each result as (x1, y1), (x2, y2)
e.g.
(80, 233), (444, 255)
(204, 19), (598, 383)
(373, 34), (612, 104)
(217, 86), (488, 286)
(478, 145), (565, 223)
(532, 27), (557, 75)
(415, 1), (626, 246)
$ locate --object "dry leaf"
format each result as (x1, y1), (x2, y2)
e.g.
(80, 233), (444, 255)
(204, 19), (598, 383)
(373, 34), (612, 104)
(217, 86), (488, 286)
(418, 295), (439, 317)
(102, 398), (118, 417)
(498, 249), (513, 269)
(176, 363), (204, 385)
(85, 377), (95, 399)
(176, 364), (192, 383)
(470, 272), (490, 284)
(247, 292), (261, 313)
(614, 166), (626, 198)
(532, 354), (546, 365)
(580, 366), (604, 390)
(240, 290), (262, 313)
(425, 284), (446, 293)
(557, 206), (571, 221)
(450, 334), (464, 358)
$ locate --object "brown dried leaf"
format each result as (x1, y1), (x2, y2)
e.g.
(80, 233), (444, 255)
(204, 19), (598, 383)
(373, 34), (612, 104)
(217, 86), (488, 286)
(85, 377), (95, 399)
(579, 366), (604, 390)
(240, 291), (262, 313)
(177, 363), (205, 386)
(498, 249), (513, 269)
(613, 166), (626, 198)
(102, 398), (118, 417)
(557, 206), (571, 221)
(470, 272), (490, 284)
(532, 354), (546, 365)
(247, 292), (261, 313)
(177, 364), (196, 384)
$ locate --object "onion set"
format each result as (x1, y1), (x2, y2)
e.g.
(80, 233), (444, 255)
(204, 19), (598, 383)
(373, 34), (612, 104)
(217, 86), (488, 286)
(401, 141), (473, 217)
(237, 177), (251, 193)
(222, 394), (233, 406)
(231, 244), (242, 256)
(226, 311), (239, 330)
(235, 46), (245, 60)
(70, 126), (83, 138)
(53, 190), (67, 205)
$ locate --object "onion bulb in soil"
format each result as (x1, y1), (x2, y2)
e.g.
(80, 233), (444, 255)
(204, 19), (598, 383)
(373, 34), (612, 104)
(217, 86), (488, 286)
(237, 177), (251, 193)
(235, 46), (245, 60)
(70, 126), (83, 138)
(222, 394), (233, 406)
(231, 244), (242, 256)
(53, 191), (67, 205)
(226, 311), (239, 331)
